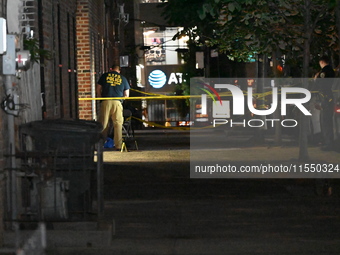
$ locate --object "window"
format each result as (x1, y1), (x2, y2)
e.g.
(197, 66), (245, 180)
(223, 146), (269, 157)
(143, 27), (188, 66)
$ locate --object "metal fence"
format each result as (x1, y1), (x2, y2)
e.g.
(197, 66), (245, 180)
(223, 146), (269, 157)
(5, 120), (104, 224)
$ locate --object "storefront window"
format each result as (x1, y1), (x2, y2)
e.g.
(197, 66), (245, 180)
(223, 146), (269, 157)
(143, 27), (188, 66)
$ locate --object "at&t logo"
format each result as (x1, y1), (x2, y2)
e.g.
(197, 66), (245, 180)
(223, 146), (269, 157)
(148, 69), (183, 89)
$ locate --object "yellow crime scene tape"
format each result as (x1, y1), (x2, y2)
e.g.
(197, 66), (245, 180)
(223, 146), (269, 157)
(79, 95), (196, 101)
(78, 87), (339, 130)
(129, 88), (168, 97)
(79, 87), (337, 101)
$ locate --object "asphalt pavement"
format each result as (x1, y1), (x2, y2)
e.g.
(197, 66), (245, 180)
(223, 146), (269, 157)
(102, 129), (340, 255)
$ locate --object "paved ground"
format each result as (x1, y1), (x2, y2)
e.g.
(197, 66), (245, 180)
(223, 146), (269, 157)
(102, 129), (340, 254)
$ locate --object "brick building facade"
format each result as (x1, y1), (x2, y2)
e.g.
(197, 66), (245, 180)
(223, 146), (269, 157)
(76, 0), (125, 120)
(77, 0), (108, 120)
(37, 0), (78, 119)
(0, 0), (171, 245)
(76, 0), (142, 120)
(0, 0), (120, 244)
(0, 0), (113, 241)
(34, 0), (121, 120)
(0, 0), (80, 243)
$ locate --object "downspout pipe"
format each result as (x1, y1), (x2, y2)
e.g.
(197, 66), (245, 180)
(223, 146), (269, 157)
(4, 74), (17, 223)
(2, 34), (19, 224)
(37, 0), (46, 118)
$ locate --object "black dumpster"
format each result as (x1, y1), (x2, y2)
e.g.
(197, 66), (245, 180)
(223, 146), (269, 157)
(18, 119), (103, 221)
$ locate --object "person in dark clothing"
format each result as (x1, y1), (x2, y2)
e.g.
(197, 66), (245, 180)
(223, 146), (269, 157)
(96, 65), (130, 150)
(313, 56), (335, 196)
(314, 56), (335, 151)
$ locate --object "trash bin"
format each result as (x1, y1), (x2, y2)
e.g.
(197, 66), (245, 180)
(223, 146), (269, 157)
(19, 119), (103, 220)
(20, 119), (102, 151)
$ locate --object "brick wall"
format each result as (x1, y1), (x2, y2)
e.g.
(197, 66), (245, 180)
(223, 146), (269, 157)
(38, 0), (78, 119)
(77, 0), (117, 120)
(33, 0), (118, 121)
(76, 0), (92, 120)
(0, 0), (119, 240)
(0, 0), (79, 236)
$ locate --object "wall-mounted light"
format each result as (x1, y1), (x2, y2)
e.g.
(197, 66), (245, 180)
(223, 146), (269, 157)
(119, 4), (129, 24)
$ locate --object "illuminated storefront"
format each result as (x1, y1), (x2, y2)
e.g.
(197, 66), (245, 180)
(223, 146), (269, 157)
(139, 26), (188, 124)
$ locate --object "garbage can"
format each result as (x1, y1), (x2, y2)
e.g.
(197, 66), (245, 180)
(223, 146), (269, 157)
(19, 119), (103, 220)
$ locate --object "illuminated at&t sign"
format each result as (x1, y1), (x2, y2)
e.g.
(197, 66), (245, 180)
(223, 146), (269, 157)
(148, 69), (183, 89)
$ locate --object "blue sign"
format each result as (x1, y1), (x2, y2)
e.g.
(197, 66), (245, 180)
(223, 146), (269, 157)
(148, 70), (167, 89)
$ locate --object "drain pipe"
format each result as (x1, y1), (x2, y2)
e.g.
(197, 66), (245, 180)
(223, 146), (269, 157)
(3, 35), (18, 223)
(4, 75), (17, 222)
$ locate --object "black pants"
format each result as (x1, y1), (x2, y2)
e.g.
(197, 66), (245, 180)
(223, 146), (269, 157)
(320, 102), (334, 148)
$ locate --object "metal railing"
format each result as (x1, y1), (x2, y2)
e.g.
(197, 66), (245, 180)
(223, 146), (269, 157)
(5, 120), (104, 224)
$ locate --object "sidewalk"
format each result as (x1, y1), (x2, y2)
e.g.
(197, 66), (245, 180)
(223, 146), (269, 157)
(99, 129), (340, 255)
(104, 129), (339, 164)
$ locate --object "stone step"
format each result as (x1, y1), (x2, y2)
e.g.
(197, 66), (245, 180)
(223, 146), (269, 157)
(4, 228), (113, 249)
(51, 221), (100, 231)
(45, 238), (340, 255)
(0, 248), (16, 255)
